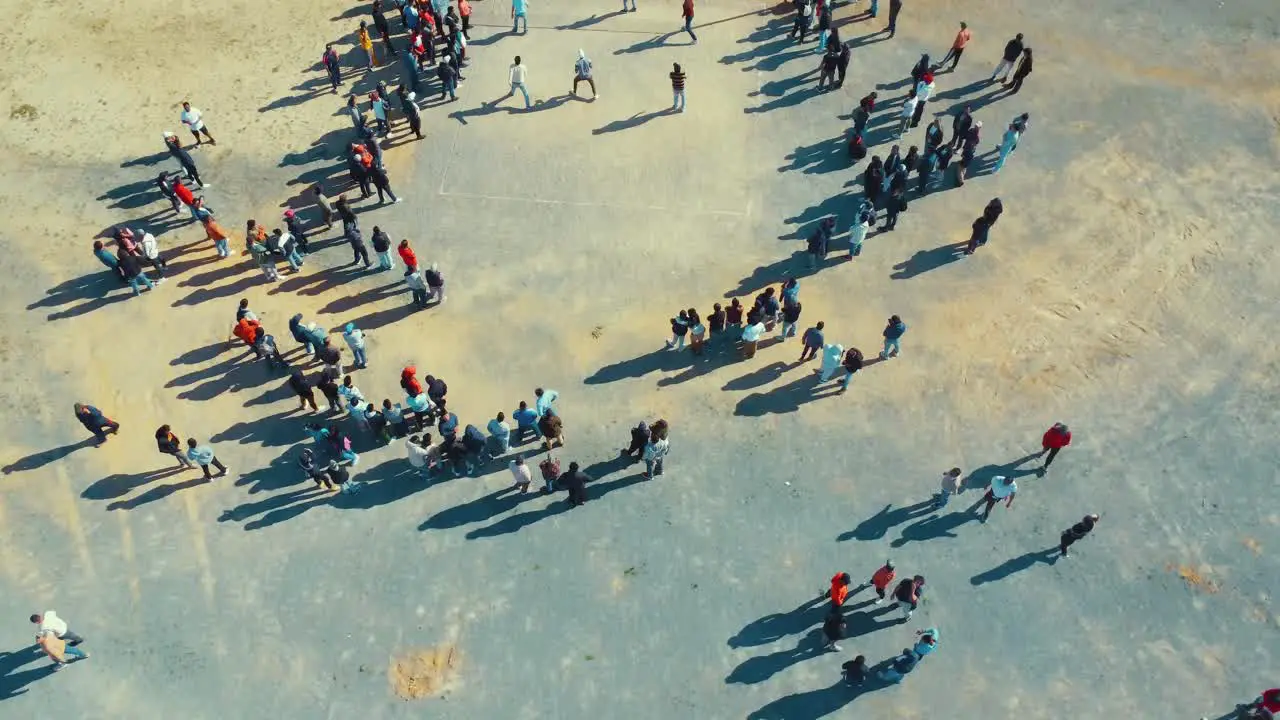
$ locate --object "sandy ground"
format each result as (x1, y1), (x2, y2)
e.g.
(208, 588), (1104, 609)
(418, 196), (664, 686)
(1, 0), (1278, 716)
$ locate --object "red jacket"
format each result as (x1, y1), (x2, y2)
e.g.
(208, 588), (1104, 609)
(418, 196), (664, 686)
(1042, 426), (1072, 450)
(174, 180), (195, 206)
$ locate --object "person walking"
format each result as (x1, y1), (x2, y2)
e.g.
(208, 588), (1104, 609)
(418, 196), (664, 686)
(979, 474), (1016, 522)
(847, 200), (875, 259)
(842, 655), (868, 687)
(93, 240), (125, 281)
(316, 370), (342, 413)
(572, 49), (597, 99)
(789, 0), (813, 43)
(670, 63), (687, 113)
(1040, 422), (1072, 472)
(369, 163), (401, 204)
(886, 0), (903, 37)
(185, 438), (228, 480)
(155, 425), (194, 469)
(819, 341), (844, 382)
(345, 224), (373, 269)
(821, 607), (846, 652)
(965, 215), (991, 255)
(778, 302), (803, 342)
(938, 22), (970, 71)
(358, 21), (378, 70)
(1058, 514), (1100, 558)
(879, 315), (907, 360)
(32, 609), (86, 647)
(838, 346), (863, 392)
(892, 575), (925, 619)
(681, 0), (698, 43)
(931, 467), (963, 508)
(835, 41), (852, 87)
(373, 0), (398, 57)
(424, 262), (446, 303)
(503, 56), (532, 109)
(642, 426), (669, 478)
(164, 132), (206, 187)
(912, 627), (940, 659)
(1005, 47), (1033, 94)
(798, 321), (825, 361)
(74, 403), (119, 445)
(880, 187), (906, 231)
(323, 43), (342, 92)
(512, 0), (529, 32)
(180, 102), (216, 146)
(816, 0), (832, 53)
(405, 267), (429, 307)
(155, 171), (182, 213)
(559, 461), (590, 506)
(37, 631), (89, 671)
(991, 32), (1024, 83)
(870, 560), (895, 603)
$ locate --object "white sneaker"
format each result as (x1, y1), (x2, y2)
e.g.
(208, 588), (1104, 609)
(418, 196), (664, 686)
(873, 598), (882, 605)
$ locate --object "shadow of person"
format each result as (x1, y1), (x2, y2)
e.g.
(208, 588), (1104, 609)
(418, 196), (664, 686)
(81, 467), (187, 501)
(969, 547), (1059, 585)
(747, 673), (891, 720)
(585, 347), (688, 385)
(734, 371), (841, 416)
(728, 595), (828, 648)
(463, 473), (646, 539)
(592, 108), (672, 135)
(3, 438), (97, 475)
(725, 630), (824, 685)
(964, 453), (1042, 490)
(613, 33), (673, 55)
(837, 499), (935, 541)
(889, 242), (968, 279)
(0, 646), (56, 701)
(891, 509), (978, 547)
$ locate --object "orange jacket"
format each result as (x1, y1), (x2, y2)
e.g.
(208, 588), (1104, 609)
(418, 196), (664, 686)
(830, 574), (849, 605)
(871, 565), (896, 591)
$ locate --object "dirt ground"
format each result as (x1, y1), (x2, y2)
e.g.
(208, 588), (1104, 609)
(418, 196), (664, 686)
(1, 0), (1278, 717)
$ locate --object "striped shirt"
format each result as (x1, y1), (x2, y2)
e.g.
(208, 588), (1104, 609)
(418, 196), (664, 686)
(670, 71), (686, 91)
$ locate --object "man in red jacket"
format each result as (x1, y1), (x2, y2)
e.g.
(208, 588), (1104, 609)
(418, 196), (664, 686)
(1040, 422), (1072, 473)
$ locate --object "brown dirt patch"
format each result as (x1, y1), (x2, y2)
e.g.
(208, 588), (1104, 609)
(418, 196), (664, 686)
(1168, 563), (1221, 594)
(389, 644), (460, 700)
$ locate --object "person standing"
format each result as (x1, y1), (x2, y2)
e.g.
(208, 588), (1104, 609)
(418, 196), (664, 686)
(842, 655), (868, 687)
(509, 456), (533, 493)
(400, 89), (424, 139)
(572, 49), (597, 99)
(373, 0), (398, 57)
(405, 268), (429, 307)
(948, 104), (973, 150)
(798, 322), (825, 361)
(938, 22), (970, 71)
(559, 461), (590, 506)
(642, 427), (669, 478)
(155, 171), (182, 213)
(886, 0), (903, 37)
(681, 0), (698, 43)
(1005, 47), (1033, 94)
(371, 226), (395, 271)
(74, 403), (120, 445)
(186, 438), (228, 480)
(880, 187), (906, 231)
(180, 102), (216, 146)
(778, 302), (803, 342)
(358, 21), (378, 70)
(740, 317), (765, 358)
(343, 323), (369, 369)
(670, 63), (687, 113)
(816, 0), (832, 53)
(821, 607), (846, 652)
(892, 575), (925, 619)
(912, 627), (940, 659)
(819, 341), (845, 382)
(993, 118), (1022, 173)
(817, 47), (839, 91)
(911, 72), (934, 128)
(789, 0), (812, 43)
(879, 315), (907, 360)
(425, 262), (446, 303)
(979, 474), (1016, 522)
(504, 56), (532, 109)
(512, 0), (529, 33)
(155, 425), (194, 469)
(623, 421), (650, 460)
(839, 346), (863, 392)
(847, 200), (874, 259)
(437, 54), (459, 101)
(936, 467), (962, 507)
(323, 43), (342, 92)
(537, 454), (561, 493)
(896, 94), (918, 139)
(539, 412), (565, 451)
(1058, 514), (1100, 558)
(870, 560), (896, 603)
(31, 610), (86, 647)
(459, 0), (473, 35)
(164, 132), (206, 187)
(487, 412), (512, 454)
(835, 41), (852, 87)
(965, 215), (991, 255)
(825, 572), (852, 608)
(991, 33), (1024, 83)
(1040, 422), (1072, 471)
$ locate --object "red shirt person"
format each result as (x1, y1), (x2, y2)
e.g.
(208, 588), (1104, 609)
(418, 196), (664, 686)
(1040, 423), (1072, 472)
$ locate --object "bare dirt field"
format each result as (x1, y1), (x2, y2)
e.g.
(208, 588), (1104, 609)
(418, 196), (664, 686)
(0, 0), (1277, 717)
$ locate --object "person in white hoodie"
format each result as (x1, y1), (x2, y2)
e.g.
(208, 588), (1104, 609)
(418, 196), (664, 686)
(405, 434), (434, 477)
(504, 56), (532, 109)
(642, 419), (669, 478)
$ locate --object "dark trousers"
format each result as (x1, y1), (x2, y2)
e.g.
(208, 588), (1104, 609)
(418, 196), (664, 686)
(408, 116), (422, 138)
(298, 389), (318, 411)
(351, 243), (371, 267)
(379, 30), (397, 56)
(684, 16), (697, 42)
(887, 9), (899, 35)
(882, 209), (899, 230)
(911, 99), (926, 127)
(410, 288), (428, 306)
(818, 68), (836, 89)
(60, 630), (85, 646)
(1059, 532), (1077, 554)
(940, 46), (964, 69)
(375, 181), (398, 204)
(200, 457), (227, 479)
(573, 76), (597, 96)
(328, 67), (341, 90)
(86, 420), (120, 441)
(1008, 73), (1028, 94)
(836, 63), (848, 86)
(981, 489), (998, 517)
(182, 163), (203, 187)
(1044, 446), (1061, 467)
(145, 256), (166, 276)
(353, 172), (372, 197)
(799, 344), (819, 362)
